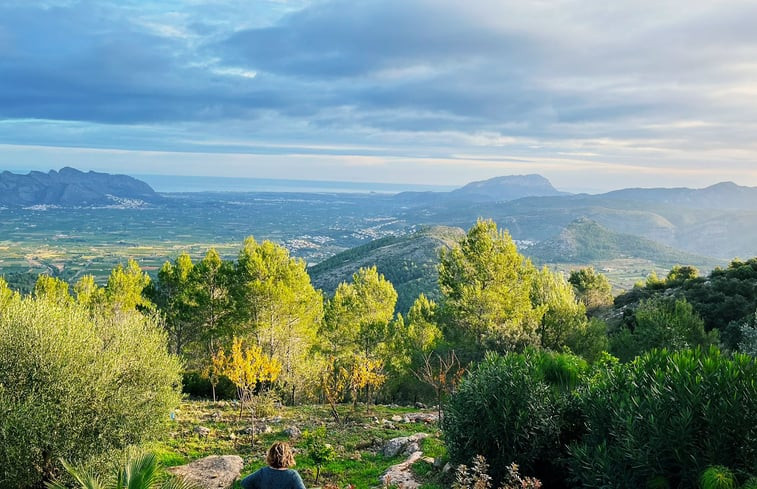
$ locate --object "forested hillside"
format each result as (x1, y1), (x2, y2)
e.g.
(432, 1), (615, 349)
(528, 217), (723, 267)
(309, 226), (465, 312)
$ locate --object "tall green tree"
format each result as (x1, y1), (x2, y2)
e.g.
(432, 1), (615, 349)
(0, 277), (17, 308)
(532, 266), (588, 351)
(33, 275), (72, 306)
(322, 266), (397, 356)
(568, 267), (613, 313)
(149, 253), (198, 355)
(191, 248), (235, 355)
(104, 258), (152, 315)
(234, 237), (323, 403)
(438, 219), (542, 354)
(73, 274), (105, 312)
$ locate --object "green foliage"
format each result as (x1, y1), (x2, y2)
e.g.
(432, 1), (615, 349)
(568, 267), (614, 313)
(34, 274), (73, 305)
(439, 219), (542, 354)
(181, 371), (236, 400)
(149, 253), (199, 355)
(0, 295), (182, 488)
(234, 236), (323, 403)
(666, 265), (699, 284)
(565, 318), (610, 363)
(443, 350), (583, 486)
(531, 266), (589, 352)
(739, 314), (757, 356)
(323, 265), (397, 356)
(615, 258), (757, 347)
(303, 427), (336, 484)
(191, 248), (235, 356)
(611, 297), (717, 361)
(569, 348), (757, 489)
(743, 478), (757, 489)
(46, 452), (199, 489)
(700, 466), (736, 489)
(105, 258), (152, 314)
(308, 226), (465, 313)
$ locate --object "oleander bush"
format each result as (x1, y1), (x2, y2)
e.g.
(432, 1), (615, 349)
(569, 347), (757, 488)
(443, 350), (587, 487)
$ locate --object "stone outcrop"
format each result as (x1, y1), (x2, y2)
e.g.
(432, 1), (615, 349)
(167, 455), (244, 489)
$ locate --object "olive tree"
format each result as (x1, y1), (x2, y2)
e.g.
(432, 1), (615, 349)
(0, 293), (182, 488)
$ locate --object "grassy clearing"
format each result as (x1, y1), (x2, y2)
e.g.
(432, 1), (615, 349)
(150, 400), (446, 489)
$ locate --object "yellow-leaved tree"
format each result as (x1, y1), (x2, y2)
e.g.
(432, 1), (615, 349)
(349, 354), (386, 411)
(214, 337), (281, 420)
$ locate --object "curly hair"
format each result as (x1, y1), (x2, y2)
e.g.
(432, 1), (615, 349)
(266, 441), (296, 469)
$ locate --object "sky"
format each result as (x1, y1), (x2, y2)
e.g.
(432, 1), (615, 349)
(1, 0), (757, 193)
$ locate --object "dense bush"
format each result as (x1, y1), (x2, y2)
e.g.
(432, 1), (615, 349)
(443, 350), (587, 487)
(182, 371), (237, 400)
(569, 348), (757, 488)
(611, 297), (717, 361)
(0, 295), (182, 488)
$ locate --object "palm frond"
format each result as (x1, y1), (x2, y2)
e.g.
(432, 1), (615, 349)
(124, 452), (159, 489)
(161, 476), (202, 489)
(46, 458), (104, 489)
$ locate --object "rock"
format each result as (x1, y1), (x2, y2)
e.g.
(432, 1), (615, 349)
(414, 402), (427, 409)
(167, 455), (244, 489)
(194, 426), (211, 437)
(283, 425), (301, 438)
(391, 415), (403, 422)
(403, 442), (421, 455)
(381, 451), (423, 489)
(240, 426), (255, 436)
(405, 412), (439, 424)
(381, 433), (430, 457)
(442, 462), (453, 474)
(269, 416), (283, 423)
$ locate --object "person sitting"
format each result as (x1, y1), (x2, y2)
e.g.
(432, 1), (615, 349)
(240, 441), (307, 489)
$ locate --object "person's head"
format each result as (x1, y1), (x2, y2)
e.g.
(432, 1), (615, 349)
(266, 441), (296, 469)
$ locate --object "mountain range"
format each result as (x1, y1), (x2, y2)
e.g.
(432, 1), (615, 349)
(0, 167), (159, 206)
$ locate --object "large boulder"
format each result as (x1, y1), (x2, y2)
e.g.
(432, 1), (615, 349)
(381, 433), (430, 457)
(167, 455), (244, 489)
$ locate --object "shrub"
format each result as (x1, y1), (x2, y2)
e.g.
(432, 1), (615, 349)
(181, 371), (236, 400)
(0, 295), (182, 488)
(452, 455), (542, 489)
(443, 350), (584, 487)
(569, 348), (757, 488)
(700, 466), (736, 489)
(47, 452), (198, 489)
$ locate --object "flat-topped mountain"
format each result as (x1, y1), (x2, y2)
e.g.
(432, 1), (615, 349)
(450, 174), (567, 202)
(395, 174), (567, 205)
(0, 167), (159, 206)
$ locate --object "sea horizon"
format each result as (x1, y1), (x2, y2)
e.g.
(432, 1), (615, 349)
(135, 174), (456, 194)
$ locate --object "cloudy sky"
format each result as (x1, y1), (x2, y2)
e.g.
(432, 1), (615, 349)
(1, 0), (757, 192)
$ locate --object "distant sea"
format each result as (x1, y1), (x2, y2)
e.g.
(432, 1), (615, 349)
(135, 174), (455, 194)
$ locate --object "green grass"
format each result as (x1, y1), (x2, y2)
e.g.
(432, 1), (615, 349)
(151, 400), (445, 489)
